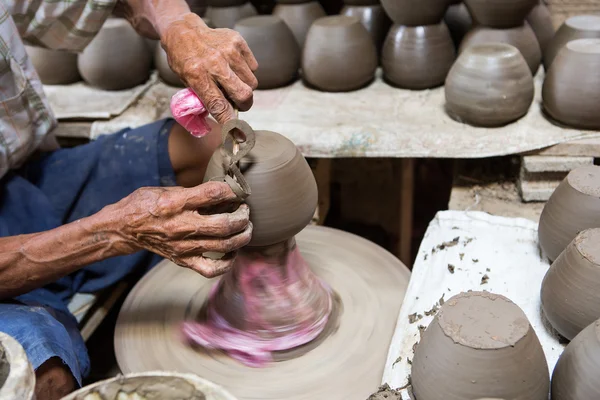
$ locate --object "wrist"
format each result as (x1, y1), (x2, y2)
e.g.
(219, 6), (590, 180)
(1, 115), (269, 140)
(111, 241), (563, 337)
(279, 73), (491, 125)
(87, 204), (138, 256)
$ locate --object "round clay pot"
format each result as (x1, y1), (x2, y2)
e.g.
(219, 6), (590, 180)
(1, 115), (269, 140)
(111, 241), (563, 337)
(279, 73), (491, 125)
(538, 165), (600, 262)
(302, 15), (377, 91)
(412, 291), (550, 400)
(551, 319), (600, 399)
(205, 3), (257, 29)
(445, 43), (534, 127)
(541, 228), (600, 341)
(380, 0), (451, 26)
(459, 23), (542, 75)
(78, 19), (151, 90)
(464, 0), (537, 28)
(204, 130), (317, 247)
(526, 0), (555, 56)
(544, 15), (600, 70)
(234, 16), (300, 89)
(444, 3), (472, 47)
(207, 0), (245, 7)
(542, 39), (600, 130)
(341, 5), (392, 54)
(155, 45), (184, 87)
(272, 2), (326, 48)
(25, 46), (80, 85)
(381, 22), (455, 89)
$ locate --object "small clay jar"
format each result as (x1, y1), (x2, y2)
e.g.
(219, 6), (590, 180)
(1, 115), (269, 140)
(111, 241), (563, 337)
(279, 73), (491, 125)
(459, 23), (542, 75)
(380, 0), (451, 26)
(445, 43), (534, 127)
(544, 15), (600, 70)
(205, 3), (257, 29)
(381, 22), (455, 89)
(444, 3), (472, 47)
(542, 39), (600, 130)
(412, 291), (549, 400)
(526, 0), (555, 56)
(551, 319), (600, 399)
(541, 229), (600, 341)
(464, 0), (537, 28)
(155, 46), (184, 87)
(538, 165), (600, 262)
(25, 46), (80, 85)
(234, 16), (300, 89)
(302, 15), (377, 92)
(341, 5), (392, 54)
(272, 2), (326, 48)
(78, 19), (151, 90)
(204, 130), (318, 247)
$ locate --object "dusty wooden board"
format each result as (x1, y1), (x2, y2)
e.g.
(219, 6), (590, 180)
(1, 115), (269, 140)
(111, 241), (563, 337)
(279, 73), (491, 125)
(547, 0), (600, 27)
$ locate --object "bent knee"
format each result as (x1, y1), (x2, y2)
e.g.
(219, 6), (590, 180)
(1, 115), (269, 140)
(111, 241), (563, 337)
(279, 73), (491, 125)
(35, 357), (76, 400)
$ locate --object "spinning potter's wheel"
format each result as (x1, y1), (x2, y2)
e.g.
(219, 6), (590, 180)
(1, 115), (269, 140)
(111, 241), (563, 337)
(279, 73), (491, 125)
(115, 225), (410, 400)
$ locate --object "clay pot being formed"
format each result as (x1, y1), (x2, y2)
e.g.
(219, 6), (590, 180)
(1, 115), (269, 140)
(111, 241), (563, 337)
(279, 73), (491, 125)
(526, 0), (555, 56)
(272, 2), (326, 48)
(538, 165), (600, 262)
(444, 3), (472, 47)
(302, 15), (377, 92)
(25, 46), (80, 85)
(542, 39), (600, 130)
(551, 319), (600, 399)
(204, 130), (317, 247)
(78, 19), (151, 90)
(445, 43), (534, 127)
(205, 3), (257, 29)
(341, 5), (392, 54)
(544, 15), (600, 70)
(234, 16), (300, 89)
(459, 23), (542, 75)
(464, 0), (537, 28)
(380, 0), (451, 26)
(412, 291), (550, 400)
(381, 22), (455, 89)
(541, 228), (600, 341)
(155, 46), (184, 87)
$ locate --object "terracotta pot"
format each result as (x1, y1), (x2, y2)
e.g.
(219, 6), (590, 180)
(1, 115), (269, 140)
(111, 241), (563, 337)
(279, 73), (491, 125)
(526, 0), (555, 56)
(380, 0), (451, 26)
(78, 19), (151, 90)
(207, 0), (245, 7)
(459, 23), (542, 75)
(381, 22), (455, 89)
(302, 15), (377, 91)
(541, 228), (600, 341)
(273, 2), (326, 48)
(445, 43), (534, 127)
(551, 319), (600, 399)
(341, 5), (392, 54)
(538, 165), (600, 262)
(412, 291), (549, 400)
(25, 46), (80, 85)
(234, 16), (300, 89)
(464, 0), (537, 28)
(205, 3), (257, 29)
(155, 45), (184, 87)
(544, 15), (600, 70)
(444, 3), (472, 47)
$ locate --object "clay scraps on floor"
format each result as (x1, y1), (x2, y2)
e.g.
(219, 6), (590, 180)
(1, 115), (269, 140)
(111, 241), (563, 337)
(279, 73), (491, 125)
(367, 384), (402, 400)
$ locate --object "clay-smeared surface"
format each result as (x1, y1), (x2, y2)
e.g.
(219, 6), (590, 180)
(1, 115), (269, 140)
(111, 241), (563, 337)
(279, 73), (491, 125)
(544, 15), (600, 70)
(272, 2), (325, 49)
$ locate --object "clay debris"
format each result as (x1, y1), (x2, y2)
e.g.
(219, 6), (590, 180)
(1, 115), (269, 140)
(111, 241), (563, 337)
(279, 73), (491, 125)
(367, 384), (402, 400)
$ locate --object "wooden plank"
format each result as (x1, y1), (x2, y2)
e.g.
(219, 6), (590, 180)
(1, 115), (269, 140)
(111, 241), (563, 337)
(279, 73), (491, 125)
(530, 137), (600, 157)
(547, 0), (600, 27)
(53, 122), (93, 139)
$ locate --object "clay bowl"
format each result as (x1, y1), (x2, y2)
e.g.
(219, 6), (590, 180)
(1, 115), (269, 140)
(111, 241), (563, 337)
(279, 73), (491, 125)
(526, 0), (555, 56)
(464, 0), (537, 28)
(78, 19), (151, 90)
(459, 23), (542, 75)
(205, 3), (257, 29)
(381, 22), (455, 89)
(445, 43), (534, 127)
(272, 2), (326, 48)
(204, 130), (317, 247)
(155, 45), (184, 87)
(544, 15), (600, 70)
(341, 5), (392, 53)
(551, 319), (600, 399)
(444, 2), (472, 47)
(412, 291), (549, 400)
(541, 228), (600, 341)
(302, 15), (377, 92)
(380, 0), (451, 26)
(25, 46), (80, 85)
(207, 0), (245, 7)
(234, 16), (300, 89)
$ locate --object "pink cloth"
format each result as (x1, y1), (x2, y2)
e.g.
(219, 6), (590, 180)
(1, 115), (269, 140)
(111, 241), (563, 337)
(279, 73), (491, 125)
(170, 89), (211, 137)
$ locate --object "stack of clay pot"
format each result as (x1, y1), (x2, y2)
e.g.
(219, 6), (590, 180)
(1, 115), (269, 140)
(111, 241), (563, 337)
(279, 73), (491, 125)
(340, 0), (391, 55)
(380, 0), (455, 90)
(205, 0), (257, 29)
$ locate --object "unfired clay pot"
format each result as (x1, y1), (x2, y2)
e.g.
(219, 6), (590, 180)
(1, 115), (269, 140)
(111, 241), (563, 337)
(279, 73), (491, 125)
(544, 15), (600, 70)
(380, 0), (451, 26)
(25, 46), (80, 85)
(464, 0), (537, 28)
(526, 0), (555, 56)
(341, 5), (392, 54)
(272, 2), (326, 48)
(381, 22), (455, 89)
(302, 15), (377, 92)
(551, 319), (600, 399)
(77, 19), (151, 90)
(538, 165), (600, 262)
(412, 291), (549, 400)
(205, 3), (258, 29)
(444, 3), (472, 47)
(541, 228), (600, 341)
(459, 23), (542, 75)
(204, 130), (317, 247)
(155, 45), (184, 87)
(234, 16), (300, 89)
(445, 43), (534, 127)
